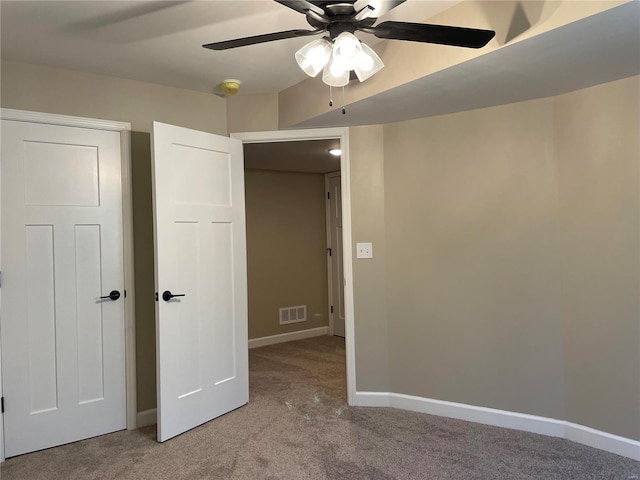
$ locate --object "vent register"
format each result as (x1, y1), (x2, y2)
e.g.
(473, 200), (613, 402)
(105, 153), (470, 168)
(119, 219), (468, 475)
(279, 305), (307, 325)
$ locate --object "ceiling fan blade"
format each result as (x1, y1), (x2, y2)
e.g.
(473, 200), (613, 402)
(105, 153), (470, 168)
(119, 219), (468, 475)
(306, 8), (331, 26)
(274, 0), (325, 16)
(353, 0), (407, 19)
(370, 21), (496, 48)
(203, 29), (323, 50)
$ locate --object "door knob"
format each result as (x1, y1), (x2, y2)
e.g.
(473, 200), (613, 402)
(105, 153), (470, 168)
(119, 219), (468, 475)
(162, 290), (186, 302)
(100, 290), (121, 301)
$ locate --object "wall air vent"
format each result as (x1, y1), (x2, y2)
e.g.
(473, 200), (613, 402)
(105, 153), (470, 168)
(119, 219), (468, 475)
(279, 305), (307, 325)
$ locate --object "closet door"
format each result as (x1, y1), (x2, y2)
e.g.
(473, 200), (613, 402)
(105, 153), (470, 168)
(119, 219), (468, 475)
(1, 119), (126, 457)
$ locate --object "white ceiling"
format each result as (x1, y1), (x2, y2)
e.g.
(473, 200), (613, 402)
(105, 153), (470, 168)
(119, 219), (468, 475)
(0, 0), (457, 96)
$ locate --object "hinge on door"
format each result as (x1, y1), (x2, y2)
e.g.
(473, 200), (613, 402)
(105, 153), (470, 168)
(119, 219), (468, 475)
(155, 292), (158, 301)
(331, 305), (334, 314)
(1, 397), (5, 413)
(327, 192), (330, 200)
(327, 247), (332, 257)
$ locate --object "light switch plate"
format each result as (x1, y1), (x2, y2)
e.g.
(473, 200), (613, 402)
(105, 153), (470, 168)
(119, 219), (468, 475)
(356, 242), (373, 259)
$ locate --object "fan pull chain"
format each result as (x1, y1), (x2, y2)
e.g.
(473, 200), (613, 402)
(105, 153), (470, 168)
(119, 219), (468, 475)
(341, 86), (346, 115)
(329, 86), (333, 107)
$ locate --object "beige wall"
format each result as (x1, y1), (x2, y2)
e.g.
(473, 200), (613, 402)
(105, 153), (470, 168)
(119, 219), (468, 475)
(0, 61), (226, 134)
(227, 93), (279, 133)
(556, 77), (640, 440)
(1, 60), (228, 413)
(378, 76), (640, 440)
(349, 126), (390, 392)
(244, 170), (329, 339)
(383, 98), (565, 419)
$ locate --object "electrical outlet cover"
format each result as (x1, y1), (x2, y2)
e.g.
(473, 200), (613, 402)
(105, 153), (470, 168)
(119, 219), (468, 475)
(356, 242), (373, 259)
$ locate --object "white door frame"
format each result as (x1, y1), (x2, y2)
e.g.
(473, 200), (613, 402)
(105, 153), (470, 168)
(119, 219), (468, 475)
(231, 128), (356, 405)
(0, 109), (137, 462)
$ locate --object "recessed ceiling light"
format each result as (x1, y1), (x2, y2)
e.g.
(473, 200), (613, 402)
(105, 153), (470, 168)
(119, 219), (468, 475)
(328, 148), (342, 156)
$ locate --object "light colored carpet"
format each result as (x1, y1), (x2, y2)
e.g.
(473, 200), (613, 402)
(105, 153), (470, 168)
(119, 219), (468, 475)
(1, 335), (638, 479)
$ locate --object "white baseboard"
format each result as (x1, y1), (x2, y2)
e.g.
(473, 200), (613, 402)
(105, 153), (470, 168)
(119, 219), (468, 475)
(248, 326), (329, 349)
(354, 391), (391, 407)
(564, 422), (640, 461)
(136, 408), (157, 428)
(354, 392), (639, 461)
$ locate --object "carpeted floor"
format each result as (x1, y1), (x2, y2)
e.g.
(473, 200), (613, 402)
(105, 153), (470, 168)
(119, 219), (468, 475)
(1, 335), (638, 479)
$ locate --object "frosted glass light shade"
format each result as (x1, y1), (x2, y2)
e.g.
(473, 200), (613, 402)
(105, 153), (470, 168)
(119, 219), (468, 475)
(322, 52), (349, 87)
(295, 38), (332, 77)
(332, 32), (362, 72)
(354, 43), (384, 82)
(303, 32), (383, 87)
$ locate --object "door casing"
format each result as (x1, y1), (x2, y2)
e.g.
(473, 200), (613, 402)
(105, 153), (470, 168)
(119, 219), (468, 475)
(231, 128), (356, 405)
(0, 108), (137, 462)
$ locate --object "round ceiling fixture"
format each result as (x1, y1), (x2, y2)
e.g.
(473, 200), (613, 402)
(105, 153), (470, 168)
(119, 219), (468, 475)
(220, 79), (242, 95)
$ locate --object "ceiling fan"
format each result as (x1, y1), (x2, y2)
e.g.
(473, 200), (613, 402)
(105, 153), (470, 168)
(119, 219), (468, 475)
(203, 0), (496, 88)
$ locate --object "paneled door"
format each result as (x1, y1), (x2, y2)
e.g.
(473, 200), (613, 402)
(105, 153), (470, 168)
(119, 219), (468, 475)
(1, 119), (126, 457)
(326, 172), (345, 337)
(151, 122), (248, 442)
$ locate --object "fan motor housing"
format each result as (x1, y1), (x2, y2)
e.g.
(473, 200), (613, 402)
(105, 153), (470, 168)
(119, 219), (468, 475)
(325, 3), (356, 15)
(328, 21), (357, 38)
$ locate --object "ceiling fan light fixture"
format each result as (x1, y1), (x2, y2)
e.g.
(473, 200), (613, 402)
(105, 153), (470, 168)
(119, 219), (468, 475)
(354, 43), (384, 82)
(331, 32), (362, 72)
(295, 37), (332, 77)
(206, 1), (497, 94)
(322, 53), (349, 87)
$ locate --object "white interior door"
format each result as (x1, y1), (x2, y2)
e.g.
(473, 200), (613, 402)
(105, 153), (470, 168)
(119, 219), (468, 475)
(0, 119), (126, 457)
(152, 122), (248, 442)
(326, 173), (345, 337)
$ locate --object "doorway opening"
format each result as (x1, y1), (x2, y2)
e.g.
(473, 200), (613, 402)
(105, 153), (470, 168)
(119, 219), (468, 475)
(232, 129), (355, 405)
